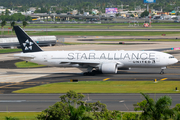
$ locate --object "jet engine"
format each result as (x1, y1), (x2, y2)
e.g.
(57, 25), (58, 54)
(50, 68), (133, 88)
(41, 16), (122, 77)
(100, 62), (118, 74)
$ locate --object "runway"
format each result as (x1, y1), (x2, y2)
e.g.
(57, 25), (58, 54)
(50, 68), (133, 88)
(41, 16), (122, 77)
(0, 93), (179, 112)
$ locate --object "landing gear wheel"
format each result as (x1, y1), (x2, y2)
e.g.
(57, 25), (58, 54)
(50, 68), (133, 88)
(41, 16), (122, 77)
(160, 67), (166, 75)
(160, 69), (164, 75)
(160, 71), (164, 75)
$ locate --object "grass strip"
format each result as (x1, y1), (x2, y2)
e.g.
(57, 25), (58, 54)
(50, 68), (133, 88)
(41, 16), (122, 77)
(13, 81), (180, 93)
(15, 61), (46, 68)
(2, 31), (180, 36)
(94, 39), (180, 42)
(3, 22), (180, 27)
(6, 25), (180, 29)
(0, 112), (39, 120)
(27, 31), (180, 36)
(0, 49), (21, 54)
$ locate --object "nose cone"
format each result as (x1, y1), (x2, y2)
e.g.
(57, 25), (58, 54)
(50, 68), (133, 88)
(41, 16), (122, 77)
(169, 58), (178, 65)
(174, 58), (178, 64)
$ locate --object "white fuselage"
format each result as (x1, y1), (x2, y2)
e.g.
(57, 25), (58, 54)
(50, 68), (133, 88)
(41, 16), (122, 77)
(14, 50), (178, 69)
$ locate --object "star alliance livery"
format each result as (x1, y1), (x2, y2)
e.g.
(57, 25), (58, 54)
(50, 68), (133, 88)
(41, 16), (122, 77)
(13, 26), (178, 75)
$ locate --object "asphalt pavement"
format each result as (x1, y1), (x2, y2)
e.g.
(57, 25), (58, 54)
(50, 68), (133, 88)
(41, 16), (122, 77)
(0, 93), (179, 112)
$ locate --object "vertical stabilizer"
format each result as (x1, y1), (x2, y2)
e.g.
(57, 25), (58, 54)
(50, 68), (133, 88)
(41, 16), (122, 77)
(14, 26), (43, 53)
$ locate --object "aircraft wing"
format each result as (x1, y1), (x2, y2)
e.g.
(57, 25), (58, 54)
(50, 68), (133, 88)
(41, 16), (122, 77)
(59, 60), (123, 67)
(59, 60), (100, 64)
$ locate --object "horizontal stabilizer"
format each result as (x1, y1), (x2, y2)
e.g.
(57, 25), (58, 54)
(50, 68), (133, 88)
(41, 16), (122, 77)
(14, 54), (35, 59)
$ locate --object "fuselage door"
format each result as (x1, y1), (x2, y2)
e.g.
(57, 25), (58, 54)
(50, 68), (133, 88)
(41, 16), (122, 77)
(43, 55), (48, 62)
(156, 55), (160, 62)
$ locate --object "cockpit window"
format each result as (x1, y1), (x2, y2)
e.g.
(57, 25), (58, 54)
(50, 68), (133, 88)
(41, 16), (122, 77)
(169, 56), (174, 59)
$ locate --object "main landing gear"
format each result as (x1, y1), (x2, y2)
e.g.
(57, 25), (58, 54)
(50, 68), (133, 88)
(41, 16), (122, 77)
(160, 67), (166, 75)
(83, 69), (102, 76)
(83, 70), (102, 76)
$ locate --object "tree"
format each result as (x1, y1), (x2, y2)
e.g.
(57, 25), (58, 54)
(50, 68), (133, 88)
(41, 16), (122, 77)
(22, 21), (28, 28)
(5, 116), (19, 120)
(176, 12), (180, 16)
(1, 11), (4, 15)
(1, 20), (6, 36)
(130, 14), (134, 17)
(116, 13), (120, 17)
(37, 90), (122, 120)
(134, 93), (176, 120)
(56, 10), (61, 14)
(37, 90), (92, 120)
(140, 10), (149, 17)
(26, 16), (32, 21)
(0, 13), (30, 21)
(5, 9), (11, 15)
(10, 21), (16, 32)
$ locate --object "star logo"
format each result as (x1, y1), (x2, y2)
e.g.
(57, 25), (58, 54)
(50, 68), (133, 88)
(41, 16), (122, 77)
(23, 39), (33, 51)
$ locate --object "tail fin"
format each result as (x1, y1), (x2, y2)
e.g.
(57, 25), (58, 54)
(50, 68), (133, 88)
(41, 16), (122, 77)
(14, 26), (43, 53)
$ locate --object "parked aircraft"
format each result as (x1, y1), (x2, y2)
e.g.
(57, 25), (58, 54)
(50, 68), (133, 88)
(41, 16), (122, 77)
(13, 26), (178, 75)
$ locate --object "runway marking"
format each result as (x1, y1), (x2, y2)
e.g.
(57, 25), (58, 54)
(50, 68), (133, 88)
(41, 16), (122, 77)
(0, 100), (26, 102)
(160, 78), (168, 81)
(103, 78), (110, 81)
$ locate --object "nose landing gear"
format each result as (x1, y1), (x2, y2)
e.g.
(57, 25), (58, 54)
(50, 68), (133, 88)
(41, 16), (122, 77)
(160, 70), (164, 74)
(160, 67), (166, 74)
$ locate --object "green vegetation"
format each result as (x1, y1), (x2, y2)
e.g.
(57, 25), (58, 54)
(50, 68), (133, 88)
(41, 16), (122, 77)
(15, 61), (46, 68)
(2, 30), (180, 37)
(8, 24), (180, 29)
(0, 112), (39, 120)
(1, 0), (180, 14)
(0, 13), (31, 21)
(134, 93), (179, 120)
(2, 22), (180, 30)
(95, 39), (180, 42)
(26, 31), (180, 36)
(141, 10), (149, 17)
(37, 91), (180, 120)
(37, 90), (139, 120)
(0, 49), (21, 54)
(13, 81), (180, 93)
(2, 91), (180, 120)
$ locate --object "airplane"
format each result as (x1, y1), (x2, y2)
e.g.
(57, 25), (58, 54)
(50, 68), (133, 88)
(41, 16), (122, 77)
(13, 26), (178, 75)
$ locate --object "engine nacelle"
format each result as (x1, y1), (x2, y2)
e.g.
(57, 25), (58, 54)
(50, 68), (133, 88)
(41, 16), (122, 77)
(100, 62), (118, 74)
